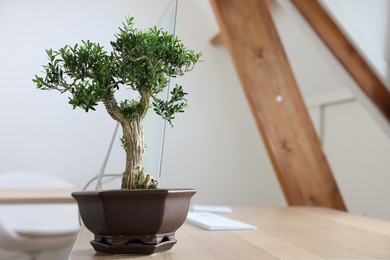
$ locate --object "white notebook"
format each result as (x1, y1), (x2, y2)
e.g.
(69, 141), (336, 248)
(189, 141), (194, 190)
(186, 212), (256, 231)
(192, 205), (233, 213)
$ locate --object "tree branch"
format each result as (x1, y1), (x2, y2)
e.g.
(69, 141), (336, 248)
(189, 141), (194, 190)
(104, 99), (127, 123)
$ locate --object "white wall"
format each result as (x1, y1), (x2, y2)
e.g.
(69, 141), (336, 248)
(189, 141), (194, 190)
(320, 0), (390, 85)
(306, 91), (390, 221)
(0, 0), (172, 189)
(322, 100), (390, 220)
(318, 0), (390, 140)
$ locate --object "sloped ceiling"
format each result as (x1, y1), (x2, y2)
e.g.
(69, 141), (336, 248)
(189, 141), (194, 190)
(274, 0), (390, 137)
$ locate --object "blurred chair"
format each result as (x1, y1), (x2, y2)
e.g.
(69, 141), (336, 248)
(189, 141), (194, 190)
(0, 172), (80, 260)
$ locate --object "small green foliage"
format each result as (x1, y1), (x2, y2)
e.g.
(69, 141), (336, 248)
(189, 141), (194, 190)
(120, 135), (127, 151)
(33, 16), (201, 123)
(153, 84), (188, 126)
(119, 99), (145, 121)
(33, 17), (201, 189)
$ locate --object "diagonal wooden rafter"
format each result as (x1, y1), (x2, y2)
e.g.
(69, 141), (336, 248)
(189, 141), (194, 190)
(211, 1), (390, 126)
(291, 0), (390, 123)
(211, 0), (275, 47)
(210, 0), (346, 210)
(210, 33), (224, 47)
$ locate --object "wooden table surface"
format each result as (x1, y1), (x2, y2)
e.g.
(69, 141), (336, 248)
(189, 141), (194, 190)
(0, 188), (76, 204)
(69, 206), (390, 259)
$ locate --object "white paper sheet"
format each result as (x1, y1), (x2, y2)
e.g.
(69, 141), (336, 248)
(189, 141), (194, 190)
(186, 212), (256, 231)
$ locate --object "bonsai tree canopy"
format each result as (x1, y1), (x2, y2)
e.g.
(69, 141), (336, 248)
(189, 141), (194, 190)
(33, 17), (201, 189)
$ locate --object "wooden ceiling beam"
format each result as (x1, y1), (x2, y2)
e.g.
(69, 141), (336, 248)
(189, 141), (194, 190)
(210, 0), (275, 46)
(210, 0), (346, 210)
(211, 33), (224, 46)
(291, 0), (390, 123)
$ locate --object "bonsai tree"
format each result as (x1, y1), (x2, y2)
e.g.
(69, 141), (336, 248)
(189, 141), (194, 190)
(33, 17), (201, 189)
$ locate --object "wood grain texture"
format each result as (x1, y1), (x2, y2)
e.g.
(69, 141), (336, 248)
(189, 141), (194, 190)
(291, 0), (390, 123)
(210, 0), (346, 210)
(210, 0), (275, 46)
(69, 207), (390, 259)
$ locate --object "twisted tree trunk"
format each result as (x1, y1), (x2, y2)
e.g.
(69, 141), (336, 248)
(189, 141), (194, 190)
(105, 100), (157, 189)
(121, 118), (144, 189)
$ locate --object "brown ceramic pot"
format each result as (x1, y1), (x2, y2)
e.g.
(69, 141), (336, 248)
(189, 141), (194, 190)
(72, 189), (196, 254)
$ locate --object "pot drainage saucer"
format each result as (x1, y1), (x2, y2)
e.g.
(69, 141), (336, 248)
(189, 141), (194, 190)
(90, 239), (177, 255)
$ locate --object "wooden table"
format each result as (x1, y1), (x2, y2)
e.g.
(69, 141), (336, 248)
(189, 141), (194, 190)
(69, 206), (390, 259)
(0, 188), (76, 204)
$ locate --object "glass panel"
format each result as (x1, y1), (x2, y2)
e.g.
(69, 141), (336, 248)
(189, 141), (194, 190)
(144, 0), (179, 183)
